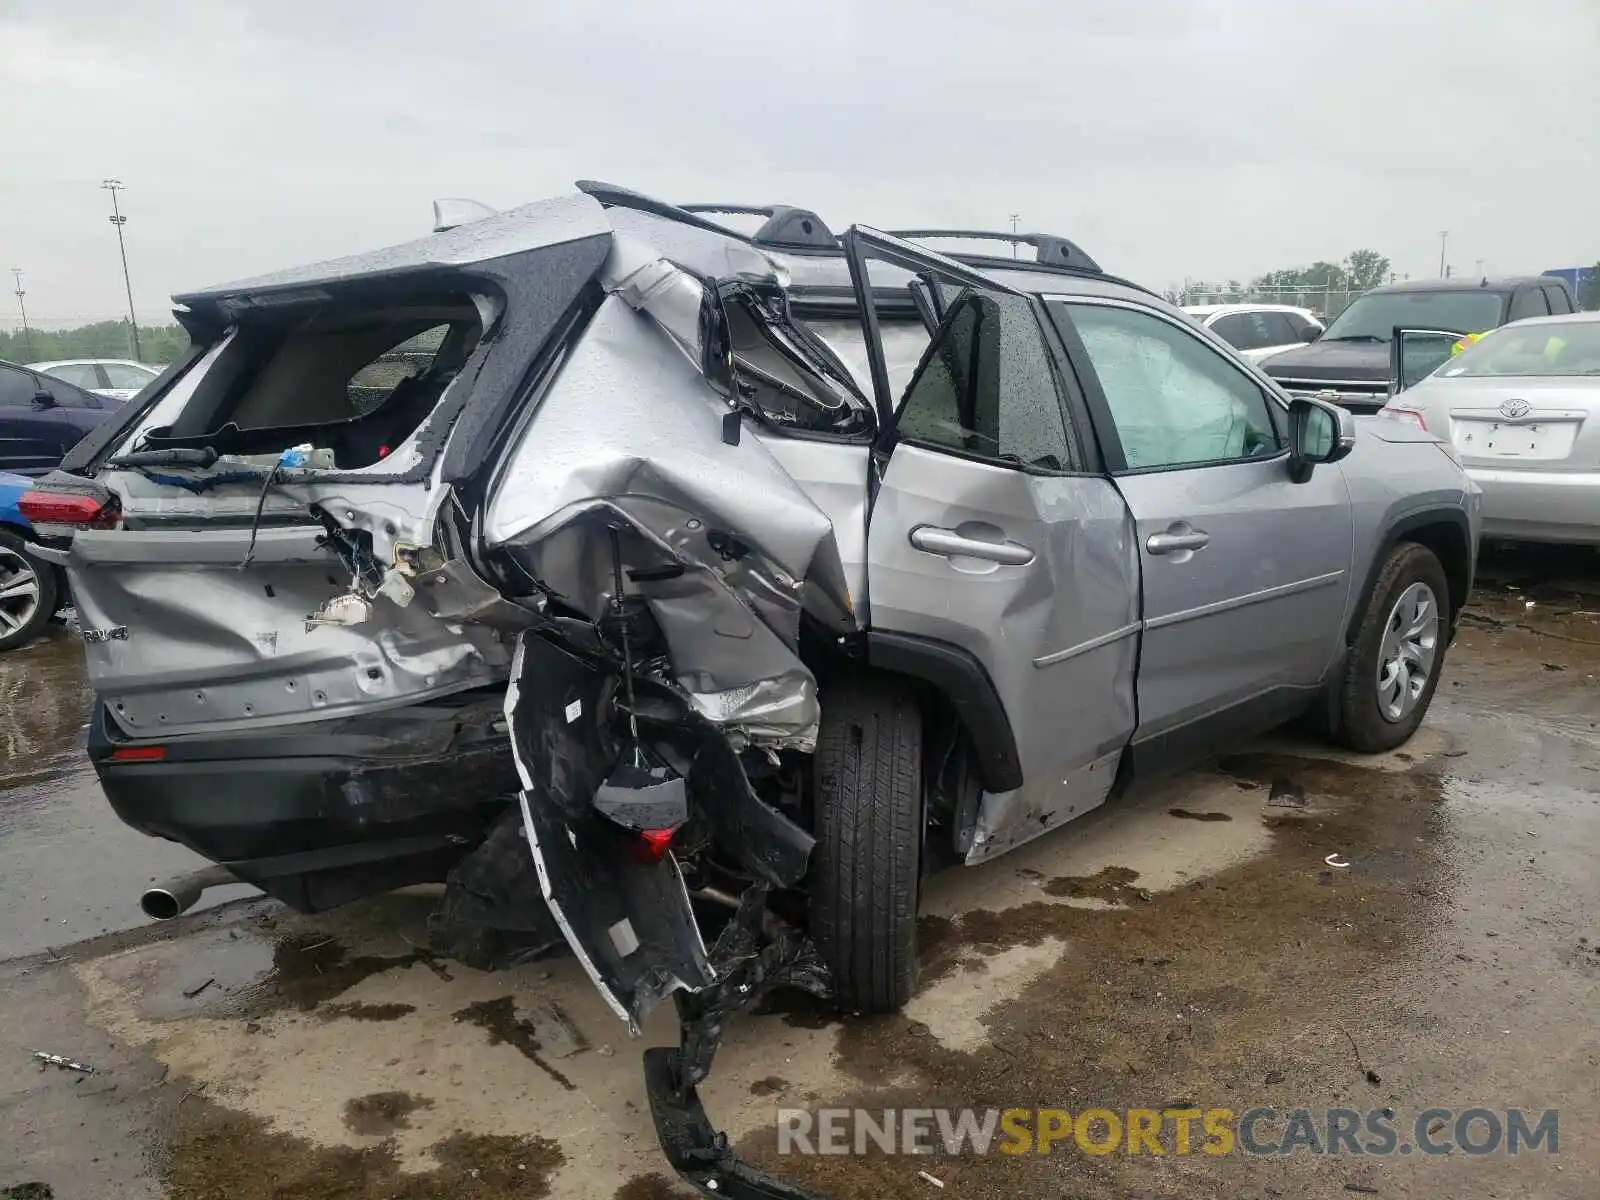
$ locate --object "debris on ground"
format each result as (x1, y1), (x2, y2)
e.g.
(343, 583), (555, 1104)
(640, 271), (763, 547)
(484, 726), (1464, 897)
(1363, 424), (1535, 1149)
(1268, 778), (1309, 808)
(183, 978), (216, 999)
(916, 1169), (946, 1189)
(1324, 853), (1351, 868)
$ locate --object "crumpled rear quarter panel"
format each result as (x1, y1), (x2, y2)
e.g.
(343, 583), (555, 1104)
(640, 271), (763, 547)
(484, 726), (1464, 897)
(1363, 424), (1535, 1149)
(484, 294), (858, 745)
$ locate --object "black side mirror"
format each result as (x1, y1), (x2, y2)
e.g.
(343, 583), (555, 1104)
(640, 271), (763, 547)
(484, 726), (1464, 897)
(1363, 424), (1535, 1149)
(32, 389), (58, 409)
(1287, 396), (1355, 483)
(1300, 325), (1321, 343)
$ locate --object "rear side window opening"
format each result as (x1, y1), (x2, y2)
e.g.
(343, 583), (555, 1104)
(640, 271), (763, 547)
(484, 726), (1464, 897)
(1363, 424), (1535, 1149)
(126, 297), (483, 471)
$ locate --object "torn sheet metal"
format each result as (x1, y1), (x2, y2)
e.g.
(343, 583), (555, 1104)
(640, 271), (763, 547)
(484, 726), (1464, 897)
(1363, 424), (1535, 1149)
(644, 886), (830, 1200)
(505, 628), (816, 1030)
(484, 291), (859, 747)
(505, 627), (707, 1032)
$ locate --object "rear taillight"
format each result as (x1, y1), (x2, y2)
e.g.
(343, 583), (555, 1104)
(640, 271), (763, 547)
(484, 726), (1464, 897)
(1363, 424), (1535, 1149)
(110, 746), (166, 762)
(1376, 404), (1427, 431)
(629, 828), (677, 865)
(17, 489), (121, 531)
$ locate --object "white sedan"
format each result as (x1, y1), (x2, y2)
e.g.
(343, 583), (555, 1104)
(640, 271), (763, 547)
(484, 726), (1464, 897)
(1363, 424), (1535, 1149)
(1182, 304), (1325, 363)
(27, 358), (159, 402)
(1379, 312), (1600, 546)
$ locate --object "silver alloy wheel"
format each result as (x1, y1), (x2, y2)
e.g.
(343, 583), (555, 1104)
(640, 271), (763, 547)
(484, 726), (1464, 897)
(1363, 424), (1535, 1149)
(0, 545), (42, 637)
(1376, 580), (1439, 723)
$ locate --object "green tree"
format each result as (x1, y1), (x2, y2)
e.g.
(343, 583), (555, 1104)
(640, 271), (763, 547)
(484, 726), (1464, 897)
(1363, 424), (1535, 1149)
(1581, 263), (1600, 312)
(1344, 249), (1391, 291)
(0, 320), (189, 367)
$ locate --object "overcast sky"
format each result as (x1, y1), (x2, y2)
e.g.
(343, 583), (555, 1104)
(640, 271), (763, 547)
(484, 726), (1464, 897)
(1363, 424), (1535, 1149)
(2, 0), (1596, 327)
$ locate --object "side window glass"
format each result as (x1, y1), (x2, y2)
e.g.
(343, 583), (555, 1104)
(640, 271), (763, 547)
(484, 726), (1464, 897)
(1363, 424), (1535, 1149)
(43, 364), (102, 390)
(1507, 289), (1548, 322)
(1210, 313), (1256, 350)
(1261, 313), (1299, 346)
(1052, 302), (1287, 472)
(102, 364), (155, 390)
(896, 290), (1076, 471)
(0, 366), (36, 407)
(1541, 285), (1571, 315)
(345, 324), (450, 417)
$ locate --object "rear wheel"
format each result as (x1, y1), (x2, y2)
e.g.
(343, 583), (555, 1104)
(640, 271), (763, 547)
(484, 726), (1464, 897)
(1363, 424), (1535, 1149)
(809, 672), (923, 1014)
(1334, 542), (1449, 752)
(0, 531), (56, 653)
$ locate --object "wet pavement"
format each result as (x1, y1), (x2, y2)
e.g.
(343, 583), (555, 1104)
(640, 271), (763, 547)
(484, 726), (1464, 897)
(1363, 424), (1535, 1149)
(0, 630), (257, 961)
(0, 545), (1597, 1198)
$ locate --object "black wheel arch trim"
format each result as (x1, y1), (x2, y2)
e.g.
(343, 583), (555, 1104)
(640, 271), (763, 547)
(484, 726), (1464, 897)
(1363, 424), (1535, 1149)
(864, 629), (1023, 793)
(1346, 507), (1475, 645)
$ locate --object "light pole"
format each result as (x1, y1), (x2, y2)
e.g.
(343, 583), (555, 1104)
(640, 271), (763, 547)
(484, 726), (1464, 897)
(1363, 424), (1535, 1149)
(1009, 213), (1020, 258)
(10, 268), (33, 360)
(102, 179), (142, 361)
(1437, 230), (1449, 279)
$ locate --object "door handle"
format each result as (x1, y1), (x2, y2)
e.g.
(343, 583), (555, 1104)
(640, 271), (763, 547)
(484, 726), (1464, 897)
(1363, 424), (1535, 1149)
(1146, 528), (1210, 555)
(910, 525), (1035, 566)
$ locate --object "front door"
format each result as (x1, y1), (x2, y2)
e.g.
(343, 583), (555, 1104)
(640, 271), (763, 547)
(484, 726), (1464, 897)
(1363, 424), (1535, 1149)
(847, 229), (1141, 863)
(1045, 298), (1353, 762)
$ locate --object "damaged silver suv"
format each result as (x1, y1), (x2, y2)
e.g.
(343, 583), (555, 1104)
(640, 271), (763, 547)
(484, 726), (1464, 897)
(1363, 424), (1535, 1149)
(20, 183), (1479, 1198)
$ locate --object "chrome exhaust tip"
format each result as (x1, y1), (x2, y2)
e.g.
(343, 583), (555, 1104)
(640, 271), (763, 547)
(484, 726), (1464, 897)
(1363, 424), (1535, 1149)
(140, 865), (237, 920)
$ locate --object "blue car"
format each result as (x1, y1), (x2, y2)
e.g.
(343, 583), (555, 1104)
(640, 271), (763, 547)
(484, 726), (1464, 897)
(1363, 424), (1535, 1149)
(0, 357), (121, 476)
(0, 470), (61, 651)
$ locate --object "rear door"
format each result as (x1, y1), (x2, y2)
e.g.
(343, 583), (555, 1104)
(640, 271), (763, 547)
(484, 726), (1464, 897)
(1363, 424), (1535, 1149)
(1046, 297), (1353, 765)
(847, 229), (1140, 862)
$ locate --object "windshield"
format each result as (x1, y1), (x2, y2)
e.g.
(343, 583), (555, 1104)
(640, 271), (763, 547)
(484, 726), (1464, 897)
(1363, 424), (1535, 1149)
(1437, 320), (1600, 378)
(1321, 291), (1506, 342)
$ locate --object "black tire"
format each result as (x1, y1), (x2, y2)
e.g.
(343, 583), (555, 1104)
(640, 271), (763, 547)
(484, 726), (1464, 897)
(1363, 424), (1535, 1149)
(809, 671), (923, 1014)
(0, 530), (57, 653)
(1334, 542), (1450, 753)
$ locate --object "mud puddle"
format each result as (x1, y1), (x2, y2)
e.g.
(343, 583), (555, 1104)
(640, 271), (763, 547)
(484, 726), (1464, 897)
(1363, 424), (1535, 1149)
(342, 1091), (435, 1136)
(734, 753), (1462, 1197)
(167, 1097), (563, 1199)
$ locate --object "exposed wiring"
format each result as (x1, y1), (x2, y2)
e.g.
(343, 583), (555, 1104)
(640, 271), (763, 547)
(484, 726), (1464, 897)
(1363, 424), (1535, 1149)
(237, 466), (283, 570)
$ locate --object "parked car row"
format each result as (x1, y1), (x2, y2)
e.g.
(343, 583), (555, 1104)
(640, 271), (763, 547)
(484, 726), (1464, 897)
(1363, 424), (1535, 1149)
(29, 359), (162, 402)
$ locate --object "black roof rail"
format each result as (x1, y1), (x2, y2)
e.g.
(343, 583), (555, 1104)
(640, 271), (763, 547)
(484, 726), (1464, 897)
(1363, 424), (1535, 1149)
(574, 180), (759, 243)
(886, 229), (1101, 273)
(680, 203), (840, 250)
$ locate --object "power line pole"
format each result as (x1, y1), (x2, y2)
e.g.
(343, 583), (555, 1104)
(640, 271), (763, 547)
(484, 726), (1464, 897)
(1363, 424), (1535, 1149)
(1009, 213), (1020, 259)
(1437, 230), (1449, 279)
(102, 179), (143, 361)
(10, 268), (33, 360)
